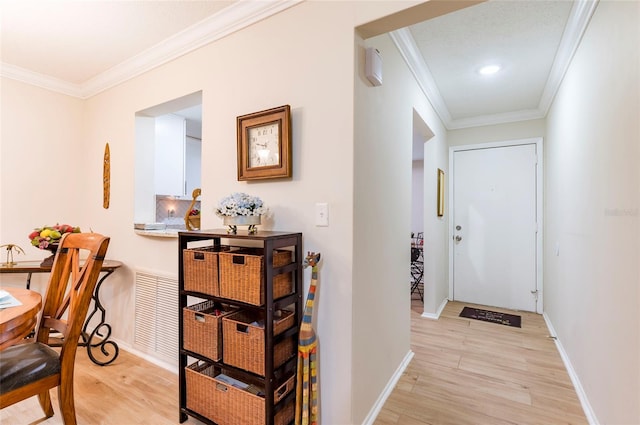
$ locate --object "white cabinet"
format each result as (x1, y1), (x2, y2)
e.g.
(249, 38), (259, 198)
(185, 136), (201, 195)
(155, 114), (186, 196)
(154, 114), (202, 197)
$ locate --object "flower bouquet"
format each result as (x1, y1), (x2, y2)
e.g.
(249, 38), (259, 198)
(28, 224), (81, 266)
(215, 193), (267, 234)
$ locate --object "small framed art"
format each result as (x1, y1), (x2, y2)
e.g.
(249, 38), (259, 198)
(437, 168), (445, 217)
(237, 105), (292, 181)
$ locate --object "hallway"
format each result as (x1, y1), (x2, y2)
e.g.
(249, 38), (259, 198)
(375, 301), (587, 424)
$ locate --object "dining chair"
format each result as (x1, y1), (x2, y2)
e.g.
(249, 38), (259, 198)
(0, 232), (110, 425)
(410, 246), (424, 302)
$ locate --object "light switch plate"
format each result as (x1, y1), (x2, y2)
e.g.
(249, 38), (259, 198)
(315, 203), (329, 226)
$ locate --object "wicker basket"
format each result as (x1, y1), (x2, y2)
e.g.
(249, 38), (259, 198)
(218, 248), (293, 305)
(185, 361), (295, 425)
(183, 301), (237, 361)
(183, 245), (235, 296)
(222, 310), (296, 376)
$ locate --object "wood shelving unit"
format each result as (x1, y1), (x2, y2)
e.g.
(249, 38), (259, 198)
(178, 229), (302, 425)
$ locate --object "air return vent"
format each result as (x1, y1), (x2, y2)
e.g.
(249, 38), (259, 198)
(134, 270), (179, 365)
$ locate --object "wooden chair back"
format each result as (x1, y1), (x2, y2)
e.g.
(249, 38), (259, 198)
(37, 232), (110, 369)
(0, 232), (110, 424)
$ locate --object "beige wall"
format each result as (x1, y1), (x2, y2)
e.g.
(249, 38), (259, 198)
(0, 79), (85, 293)
(3, 1), (637, 423)
(0, 2), (426, 424)
(545, 1), (640, 424)
(352, 29), (449, 422)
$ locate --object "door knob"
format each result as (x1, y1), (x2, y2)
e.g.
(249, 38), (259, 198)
(454, 235), (462, 242)
(456, 225), (462, 231)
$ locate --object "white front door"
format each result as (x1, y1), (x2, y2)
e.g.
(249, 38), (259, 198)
(452, 143), (538, 312)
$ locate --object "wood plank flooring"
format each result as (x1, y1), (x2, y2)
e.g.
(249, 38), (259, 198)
(1, 300), (587, 424)
(0, 348), (205, 425)
(374, 300), (588, 425)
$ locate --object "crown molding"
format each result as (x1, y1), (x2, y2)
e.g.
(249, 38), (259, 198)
(1, 0), (302, 99)
(446, 108), (545, 130)
(538, 0), (599, 115)
(391, 1), (597, 130)
(390, 28), (453, 127)
(0, 63), (84, 98)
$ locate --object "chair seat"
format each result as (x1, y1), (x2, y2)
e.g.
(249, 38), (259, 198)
(0, 342), (60, 393)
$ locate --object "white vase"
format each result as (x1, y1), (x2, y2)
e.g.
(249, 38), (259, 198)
(222, 215), (261, 226)
(223, 215), (261, 233)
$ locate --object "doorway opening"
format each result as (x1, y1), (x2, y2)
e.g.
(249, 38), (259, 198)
(411, 109), (434, 311)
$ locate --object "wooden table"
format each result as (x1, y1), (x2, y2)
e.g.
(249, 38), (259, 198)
(0, 287), (42, 350)
(0, 260), (123, 365)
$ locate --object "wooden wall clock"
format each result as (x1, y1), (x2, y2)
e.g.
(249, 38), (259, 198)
(237, 105), (291, 181)
(103, 142), (110, 209)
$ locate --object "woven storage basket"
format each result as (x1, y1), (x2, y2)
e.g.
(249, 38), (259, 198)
(183, 245), (235, 296)
(222, 310), (296, 376)
(183, 301), (237, 361)
(219, 248), (293, 305)
(185, 362), (295, 425)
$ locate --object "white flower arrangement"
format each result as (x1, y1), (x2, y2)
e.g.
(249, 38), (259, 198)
(215, 192), (267, 218)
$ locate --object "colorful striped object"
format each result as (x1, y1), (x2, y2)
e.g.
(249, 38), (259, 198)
(295, 252), (321, 425)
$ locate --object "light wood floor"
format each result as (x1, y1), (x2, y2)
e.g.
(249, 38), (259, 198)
(1, 300), (587, 425)
(0, 348), (205, 425)
(374, 300), (588, 425)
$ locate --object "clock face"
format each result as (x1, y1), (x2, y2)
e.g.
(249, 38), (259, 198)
(248, 123), (280, 168)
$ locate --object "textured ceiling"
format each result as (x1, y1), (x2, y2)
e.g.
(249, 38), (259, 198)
(0, 0), (590, 132)
(409, 1), (573, 120)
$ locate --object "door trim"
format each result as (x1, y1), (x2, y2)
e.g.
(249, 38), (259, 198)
(448, 137), (544, 313)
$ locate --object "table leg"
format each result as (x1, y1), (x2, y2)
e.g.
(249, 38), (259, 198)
(81, 269), (119, 366)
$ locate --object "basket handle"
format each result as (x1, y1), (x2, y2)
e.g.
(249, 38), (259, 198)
(195, 313), (205, 323)
(232, 255), (246, 265)
(194, 252), (205, 260)
(274, 379), (292, 403)
(216, 383), (228, 392)
(236, 324), (249, 334)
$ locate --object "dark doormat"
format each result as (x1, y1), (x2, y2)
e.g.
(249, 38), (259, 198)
(459, 306), (521, 328)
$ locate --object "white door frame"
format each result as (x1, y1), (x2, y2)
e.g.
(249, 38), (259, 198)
(448, 137), (544, 313)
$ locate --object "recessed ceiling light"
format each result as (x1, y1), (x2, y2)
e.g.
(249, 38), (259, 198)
(478, 64), (501, 75)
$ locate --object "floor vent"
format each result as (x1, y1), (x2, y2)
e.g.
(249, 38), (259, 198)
(134, 270), (179, 365)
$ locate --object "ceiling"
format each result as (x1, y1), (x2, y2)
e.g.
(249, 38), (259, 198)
(0, 0), (596, 130)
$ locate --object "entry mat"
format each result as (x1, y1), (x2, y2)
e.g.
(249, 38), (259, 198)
(459, 306), (521, 328)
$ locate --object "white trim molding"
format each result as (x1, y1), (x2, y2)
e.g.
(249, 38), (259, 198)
(0, 0), (302, 99)
(543, 313), (600, 425)
(0, 63), (84, 98)
(422, 298), (448, 320)
(362, 350), (414, 425)
(390, 1), (598, 130)
(538, 0), (600, 115)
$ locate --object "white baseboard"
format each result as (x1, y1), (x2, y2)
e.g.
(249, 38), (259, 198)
(542, 313), (599, 425)
(110, 337), (178, 374)
(361, 350), (415, 425)
(422, 298), (448, 320)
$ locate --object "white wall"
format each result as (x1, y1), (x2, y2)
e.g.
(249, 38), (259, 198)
(353, 29), (449, 422)
(448, 118), (546, 146)
(0, 2), (427, 424)
(412, 160), (424, 236)
(420, 116), (449, 317)
(545, 1), (639, 424)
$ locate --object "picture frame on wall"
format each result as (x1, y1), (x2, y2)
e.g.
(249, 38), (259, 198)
(236, 105), (292, 181)
(437, 168), (445, 217)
